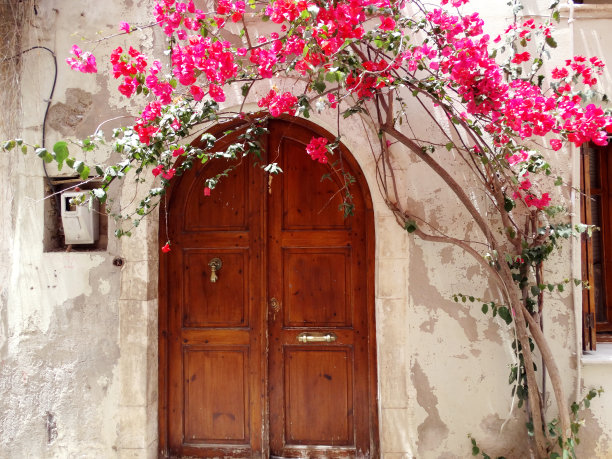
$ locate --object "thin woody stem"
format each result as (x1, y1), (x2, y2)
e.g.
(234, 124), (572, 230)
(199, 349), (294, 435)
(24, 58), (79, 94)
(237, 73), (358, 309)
(381, 123), (499, 251)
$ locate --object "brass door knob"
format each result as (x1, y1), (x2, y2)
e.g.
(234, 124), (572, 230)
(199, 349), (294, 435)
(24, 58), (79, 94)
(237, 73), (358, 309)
(208, 258), (222, 283)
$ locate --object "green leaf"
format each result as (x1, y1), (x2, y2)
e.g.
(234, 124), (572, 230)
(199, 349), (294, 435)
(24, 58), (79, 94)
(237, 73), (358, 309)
(73, 160), (84, 173)
(546, 36), (558, 48)
(481, 303), (489, 314)
(498, 306), (513, 325)
(79, 165), (90, 180)
(36, 147), (53, 163)
(554, 176), (563, 186)
(312, 79), (326, 94)
(241, 83), (251, 97)
(531, 285), (540, 296)
(3, 140), (16, 151)
(445, 142), (454, 151)
(472, 445), (480, 456)
(53, 141), (70, 170)
(504, 195), (515, 212)
(404, 219), (418, 233)
(571, 402), (579, 415)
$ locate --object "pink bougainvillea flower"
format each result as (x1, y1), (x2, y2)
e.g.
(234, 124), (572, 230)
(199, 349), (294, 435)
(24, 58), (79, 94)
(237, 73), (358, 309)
(66, 45), (98, 73)
(524, 193), (551, 209)
(379, 16), (396, 31)
(511, 52), (530, 64)
(152, 164), (163, 177)
(328, 93), (338, 109)
(161, 242), (171, 253)
(173, 147), (185, 157)
(257, 89), (298, 117)
(209, 84), (226, 102)
(306, 137), (329, 164)
(162, 168), (176, 180)
(519, 178), (532, 190)
(203, 186), (211, 196)
(506, 150), (529, 166)
(190, 85), (205, 101)
(118, 77), (137, 97)
(550, 139), (563, 151)
(551, 67), (569, 79)
(119, 22), (131, 33)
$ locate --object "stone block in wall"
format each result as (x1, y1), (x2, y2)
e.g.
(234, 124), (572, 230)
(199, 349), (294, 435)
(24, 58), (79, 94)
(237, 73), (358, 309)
(377, 216), (409, 259)
(376, 259), (408, 299)
(381, 408), (418, 456)
(377, 298), (410, 409)
(117, 406), (148, 449)
(119, 261), (158, 301)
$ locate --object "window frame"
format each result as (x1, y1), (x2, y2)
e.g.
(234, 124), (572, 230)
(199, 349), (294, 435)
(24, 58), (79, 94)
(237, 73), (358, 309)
(581, 143), (612, 350)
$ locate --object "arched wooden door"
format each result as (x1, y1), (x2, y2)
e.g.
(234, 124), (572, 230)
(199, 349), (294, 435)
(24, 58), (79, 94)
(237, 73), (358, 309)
(159, 119), (378, 458)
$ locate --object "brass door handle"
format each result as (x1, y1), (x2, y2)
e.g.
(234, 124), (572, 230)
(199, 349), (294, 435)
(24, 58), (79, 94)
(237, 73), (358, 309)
(297, 332), (337, 343)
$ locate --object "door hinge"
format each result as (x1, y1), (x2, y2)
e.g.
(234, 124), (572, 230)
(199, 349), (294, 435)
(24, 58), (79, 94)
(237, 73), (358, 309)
(586, 312), (595, 329)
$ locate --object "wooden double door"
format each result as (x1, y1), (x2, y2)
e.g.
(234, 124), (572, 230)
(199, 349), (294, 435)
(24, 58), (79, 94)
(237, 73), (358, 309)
(160, 119), (378, 458)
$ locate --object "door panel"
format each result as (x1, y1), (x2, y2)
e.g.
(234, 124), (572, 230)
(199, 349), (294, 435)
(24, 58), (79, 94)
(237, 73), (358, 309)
(182, 160), (249, 231)
(183, 249), (249, 327)
(165, 148), (264, 457)
(267, 121), (371, 458)
(283, 248), (351, 327)
(281, 137), (349, 230)
(161, 119), (377, 458)
(183, 347), (250, 443)
(284, 347), (354, 445)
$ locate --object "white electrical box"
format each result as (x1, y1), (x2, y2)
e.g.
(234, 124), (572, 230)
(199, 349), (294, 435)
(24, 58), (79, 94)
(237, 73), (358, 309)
(60, 191), (99, 244)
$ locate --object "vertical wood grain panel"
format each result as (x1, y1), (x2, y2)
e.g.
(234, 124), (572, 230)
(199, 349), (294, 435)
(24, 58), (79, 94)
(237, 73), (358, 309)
(183, 250), (248, 328)
(284, 347), (353, 445)
(283, 249), (351, 327)
(184, 347), (249, 443)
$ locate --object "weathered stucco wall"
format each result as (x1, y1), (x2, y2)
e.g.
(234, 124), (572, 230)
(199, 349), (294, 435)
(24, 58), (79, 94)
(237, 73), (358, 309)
(0, 1), (156, 457)
(1, 0), (612, 458)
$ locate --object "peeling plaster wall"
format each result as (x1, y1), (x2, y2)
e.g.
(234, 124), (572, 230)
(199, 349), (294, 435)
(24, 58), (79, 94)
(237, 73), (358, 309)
(0, 1), (156, 457)
(1, 0), (612, 458)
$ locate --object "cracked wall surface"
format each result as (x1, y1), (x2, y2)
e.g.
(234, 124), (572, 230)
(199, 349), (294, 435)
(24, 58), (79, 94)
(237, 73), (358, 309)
(1, 0), (612, 458)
